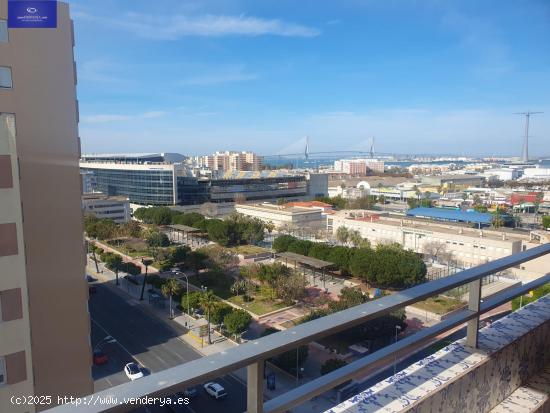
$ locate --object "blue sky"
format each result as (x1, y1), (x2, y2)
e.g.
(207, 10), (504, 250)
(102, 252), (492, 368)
(69, 0), (550, 157)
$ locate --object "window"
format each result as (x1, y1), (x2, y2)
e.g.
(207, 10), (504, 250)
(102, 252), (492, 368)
(0, 67), (12, 89)
(0, 20), (7, 42)
(0, 357), (5, 385)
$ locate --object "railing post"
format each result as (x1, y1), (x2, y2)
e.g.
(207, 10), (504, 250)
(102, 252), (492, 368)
(247, 360), (264, 413)
(466, 278), (482, 348)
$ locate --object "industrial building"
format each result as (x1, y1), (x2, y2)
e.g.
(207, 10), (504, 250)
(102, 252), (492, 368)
(330, 212), (522, 267)
(82, 193), (131, 224)
(421, 174), (485, 189)
(0, 2), (93, 411)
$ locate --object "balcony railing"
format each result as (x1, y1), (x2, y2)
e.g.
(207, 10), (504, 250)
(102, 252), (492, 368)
(45, 243), (550, 413)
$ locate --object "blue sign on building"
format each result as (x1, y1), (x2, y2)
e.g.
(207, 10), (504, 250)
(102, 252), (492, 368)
(8, 1), (57, 28)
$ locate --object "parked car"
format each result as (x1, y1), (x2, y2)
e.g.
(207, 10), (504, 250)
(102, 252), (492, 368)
(93, 350), (108, 365)
(124, 362), (144, 381)
(183, 387), (198, 398)
(203, 382), (227, 399)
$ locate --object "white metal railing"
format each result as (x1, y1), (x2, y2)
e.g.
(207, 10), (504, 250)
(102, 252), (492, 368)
(44, 243), (550, 413)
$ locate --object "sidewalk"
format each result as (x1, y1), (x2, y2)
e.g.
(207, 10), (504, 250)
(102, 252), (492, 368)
(88, 257), (334, 412)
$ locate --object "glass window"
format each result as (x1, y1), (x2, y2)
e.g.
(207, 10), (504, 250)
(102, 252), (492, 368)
(0, 20), (7, 42)
(0, 67), (12, 89)
(0, 356), (5, 385)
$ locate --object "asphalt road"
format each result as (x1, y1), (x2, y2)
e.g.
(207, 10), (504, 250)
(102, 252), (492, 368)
(89, 283), (247, 413)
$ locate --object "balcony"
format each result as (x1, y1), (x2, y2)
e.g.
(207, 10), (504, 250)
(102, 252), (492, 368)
(45, 243), (550, 413)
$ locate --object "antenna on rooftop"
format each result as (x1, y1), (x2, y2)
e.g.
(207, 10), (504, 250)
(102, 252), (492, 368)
(514, 111), (543, 162)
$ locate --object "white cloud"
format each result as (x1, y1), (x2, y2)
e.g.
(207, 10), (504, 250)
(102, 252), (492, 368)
(75, 12), (321, 39)
(179, 65), (258, 86)
(81, 111), (166, 124)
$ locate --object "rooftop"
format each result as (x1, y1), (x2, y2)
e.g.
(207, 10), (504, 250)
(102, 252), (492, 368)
(406, 207), (493, 225)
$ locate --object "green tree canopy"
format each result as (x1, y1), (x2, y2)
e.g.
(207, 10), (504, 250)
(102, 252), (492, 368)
(223, 309), (252, 335)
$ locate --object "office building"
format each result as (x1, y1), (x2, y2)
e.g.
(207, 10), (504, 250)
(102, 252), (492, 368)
(79, 160), (210, 206)
(82, 193), (131, 224)
(0, 1), (92, 411)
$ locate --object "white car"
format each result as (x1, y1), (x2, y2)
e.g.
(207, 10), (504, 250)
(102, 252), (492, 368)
(203, 382), (227, 399)
(124, 362), (144, 381)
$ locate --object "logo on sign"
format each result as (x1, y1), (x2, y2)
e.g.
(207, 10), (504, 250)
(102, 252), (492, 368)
(8, 1), (58, 28)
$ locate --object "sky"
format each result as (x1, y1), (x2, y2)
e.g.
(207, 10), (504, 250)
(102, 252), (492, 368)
(69, 0), (550, 157)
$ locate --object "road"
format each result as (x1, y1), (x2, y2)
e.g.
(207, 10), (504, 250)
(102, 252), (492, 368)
(89, 283), (247, 413)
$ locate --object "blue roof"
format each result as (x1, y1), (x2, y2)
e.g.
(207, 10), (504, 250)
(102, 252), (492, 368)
(406, 207), (493, 224)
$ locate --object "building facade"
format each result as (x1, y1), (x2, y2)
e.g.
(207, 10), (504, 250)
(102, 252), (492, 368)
(235, 203), (326, 229)
(197, 151), (262, 172)
(331, 212), (523, 267)
(0, 2), (93, 410)
(82, 194), (131, 224)
(333, 159), (385, 175)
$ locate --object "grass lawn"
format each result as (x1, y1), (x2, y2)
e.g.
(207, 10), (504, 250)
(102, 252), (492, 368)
(227, 245), (269, 255)
(412, 295), (465, 315)
(228, 295), (287, 316)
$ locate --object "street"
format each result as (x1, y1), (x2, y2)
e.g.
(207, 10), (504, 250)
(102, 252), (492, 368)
(89, 283), (247, 413)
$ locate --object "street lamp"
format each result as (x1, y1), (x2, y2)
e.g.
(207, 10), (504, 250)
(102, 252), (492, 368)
(393, 325), (402, 376)
(180, 273), (190, 317)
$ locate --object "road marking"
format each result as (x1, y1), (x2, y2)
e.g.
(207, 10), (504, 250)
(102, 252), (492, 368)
(90, 317), (148, 370)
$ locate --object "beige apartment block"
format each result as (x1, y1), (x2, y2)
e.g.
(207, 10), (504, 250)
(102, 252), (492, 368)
(0, 1), (92, 411)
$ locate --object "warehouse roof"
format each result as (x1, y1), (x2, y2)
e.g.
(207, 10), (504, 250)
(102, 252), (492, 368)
(406, 207), (493, 225)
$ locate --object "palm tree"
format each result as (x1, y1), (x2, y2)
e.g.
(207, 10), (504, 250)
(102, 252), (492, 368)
(198, 290), (217, 344)
(140, 258), (154, 301)
(161, 278), (181, 319)
(349, 230), (363, 248)
(111, 255), (123, 286)
(336, 226), (349, 245)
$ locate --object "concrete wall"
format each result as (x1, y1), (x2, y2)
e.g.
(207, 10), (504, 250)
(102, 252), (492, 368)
(0, 0), (93, 406)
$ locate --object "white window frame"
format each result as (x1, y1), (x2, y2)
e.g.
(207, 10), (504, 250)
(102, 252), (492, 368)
(0, 356), (6, 385)
(0, 67), (13, 89)
(0, 20), (7, 43)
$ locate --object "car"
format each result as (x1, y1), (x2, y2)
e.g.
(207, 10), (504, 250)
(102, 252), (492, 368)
(203, 382), (227, 399)
(183, 387), (198, 398)
(124, 362), (144, 381)
(93, 350), (108, 365)
(87, 275), (98, 282)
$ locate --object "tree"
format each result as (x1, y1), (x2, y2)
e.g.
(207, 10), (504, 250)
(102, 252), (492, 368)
(140, 258), (154, 301)
(336, 226), (350, 245)
(348, 230), (363, 248)
(275, 272), (307, 305)
(181, 291), (202, 312)
(328, 286), (368, 312)
(161, 278), (181, 319)
(422, 241), (448, 263)
(492, 213), (505, 228)
(320, 359), (348, 376)
(210, 303), (234, 325)
(288, 239), (311, 256)
(223, 309), (252, 337)
(152, 207), (173, 226)
(84, 216), (117, 240)
(265, 221), (275, 234)
(230, 279), (252, 298)
(273, 235), (296, 252)
(104, 254), (123, 286)
(198, 290), (217, 344)
(145, 230), (170, 248)
(120, 220), (142, 238)
(201, 245), (239, 272)
(543, 215), (550, 229)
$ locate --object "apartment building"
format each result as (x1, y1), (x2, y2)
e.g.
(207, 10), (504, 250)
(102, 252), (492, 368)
(198, 150), (262, 172)
(0, 1), (92, 411)
(333, 159), (385, 175)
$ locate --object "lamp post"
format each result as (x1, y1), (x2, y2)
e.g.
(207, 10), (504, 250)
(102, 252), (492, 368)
(393, 325), (402, 376)
(181, 273), (190, 316)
